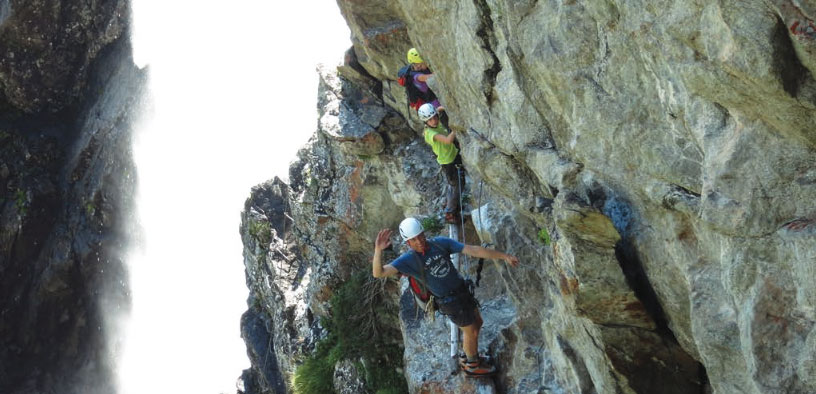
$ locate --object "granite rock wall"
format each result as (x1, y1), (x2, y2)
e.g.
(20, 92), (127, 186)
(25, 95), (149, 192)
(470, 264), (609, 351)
(241, 1), (816, 393)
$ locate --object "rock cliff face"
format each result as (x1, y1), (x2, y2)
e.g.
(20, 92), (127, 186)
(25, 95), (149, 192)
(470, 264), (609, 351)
(242, 1), (816, 393)
(0, 0), (129, 115)
(240, 58), (446, 393)
(0, 1), (143, 393)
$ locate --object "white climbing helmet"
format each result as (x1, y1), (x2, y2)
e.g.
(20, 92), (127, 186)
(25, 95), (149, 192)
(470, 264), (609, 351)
(399, 217), (424, 241)
(417, 103), (437, 122)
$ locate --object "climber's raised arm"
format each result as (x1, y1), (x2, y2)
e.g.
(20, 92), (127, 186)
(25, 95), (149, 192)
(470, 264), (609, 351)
(433, 129), (457, 145)
(373, 229), (399, 278)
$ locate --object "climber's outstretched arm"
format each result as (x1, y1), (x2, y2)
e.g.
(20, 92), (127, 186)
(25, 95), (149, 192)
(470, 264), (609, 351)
(462, 245), (519, 267)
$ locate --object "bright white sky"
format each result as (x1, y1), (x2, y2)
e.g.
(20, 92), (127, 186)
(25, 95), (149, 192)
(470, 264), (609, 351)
(120, 2), (351, 393)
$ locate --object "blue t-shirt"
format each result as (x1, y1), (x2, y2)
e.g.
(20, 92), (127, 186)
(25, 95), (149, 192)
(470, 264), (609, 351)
(391, 237), (465, 297)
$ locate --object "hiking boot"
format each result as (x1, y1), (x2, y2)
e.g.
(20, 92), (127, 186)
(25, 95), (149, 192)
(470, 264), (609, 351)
(458, 353), (493, 368)
(460, 357), (496, 376)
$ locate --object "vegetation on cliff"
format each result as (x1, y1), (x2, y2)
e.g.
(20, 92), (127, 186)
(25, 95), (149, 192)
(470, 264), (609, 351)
(293, 271), (406, 394)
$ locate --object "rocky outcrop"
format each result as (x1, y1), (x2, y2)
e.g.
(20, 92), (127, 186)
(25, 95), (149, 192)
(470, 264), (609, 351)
(0, 2), (143, 393)
(239, 57), (447, 393)
(242, 0), (816, 393)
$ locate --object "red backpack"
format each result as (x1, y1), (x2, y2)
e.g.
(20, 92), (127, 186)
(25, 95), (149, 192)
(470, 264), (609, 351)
(408, 275), (432, 304)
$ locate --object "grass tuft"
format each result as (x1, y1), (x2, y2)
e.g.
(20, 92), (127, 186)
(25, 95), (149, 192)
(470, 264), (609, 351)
(537, 227), (550, 245)
(249, 220), (272, 246)
(420, 216), (443, 234)
(14, 189), (27, 215)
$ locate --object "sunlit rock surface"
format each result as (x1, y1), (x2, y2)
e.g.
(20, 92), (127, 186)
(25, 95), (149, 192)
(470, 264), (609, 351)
(242, 0), (815, 393)
(0, 2), (143, 392)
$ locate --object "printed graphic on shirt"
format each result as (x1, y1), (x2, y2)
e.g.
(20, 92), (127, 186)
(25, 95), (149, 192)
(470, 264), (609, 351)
(424, 253), (452, 278)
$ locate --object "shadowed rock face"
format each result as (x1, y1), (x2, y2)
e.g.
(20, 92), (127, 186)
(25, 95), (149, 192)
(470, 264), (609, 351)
(240, 305), (287, 394)
(240, 1), (816, 393)
(0, 0), (129, 115)
(0, 2), (144, 393)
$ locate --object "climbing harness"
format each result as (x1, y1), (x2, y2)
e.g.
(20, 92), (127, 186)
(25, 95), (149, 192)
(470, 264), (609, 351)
(474, 258), (485, 287)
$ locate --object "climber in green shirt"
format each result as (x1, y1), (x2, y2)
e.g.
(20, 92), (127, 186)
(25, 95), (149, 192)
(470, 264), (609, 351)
(418, 103), (465, 224)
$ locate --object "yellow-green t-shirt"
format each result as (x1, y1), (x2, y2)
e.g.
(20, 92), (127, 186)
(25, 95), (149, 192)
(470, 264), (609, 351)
(423, 125), (458, 165)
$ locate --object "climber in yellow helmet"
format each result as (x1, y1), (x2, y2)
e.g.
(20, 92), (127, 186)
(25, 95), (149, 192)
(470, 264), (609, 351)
(405, 48), (442, 110)
(398, 48), (447, 126)
(373, 218), (519, 376)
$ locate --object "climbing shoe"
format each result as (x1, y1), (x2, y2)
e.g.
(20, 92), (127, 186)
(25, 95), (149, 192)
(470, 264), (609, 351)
(460, 357), (496, 376)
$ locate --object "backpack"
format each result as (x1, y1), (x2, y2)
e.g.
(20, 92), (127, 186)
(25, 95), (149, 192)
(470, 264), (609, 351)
(408, 276), (433, 306)
(397, 65), (438, 111)
(406, 253), (435, 319)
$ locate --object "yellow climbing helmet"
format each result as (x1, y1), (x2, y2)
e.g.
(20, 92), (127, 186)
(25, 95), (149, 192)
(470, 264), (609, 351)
(407, 48), (424, 64)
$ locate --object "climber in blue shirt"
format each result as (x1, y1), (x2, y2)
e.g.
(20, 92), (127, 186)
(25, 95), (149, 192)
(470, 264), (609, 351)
(372, 217), (519, 376)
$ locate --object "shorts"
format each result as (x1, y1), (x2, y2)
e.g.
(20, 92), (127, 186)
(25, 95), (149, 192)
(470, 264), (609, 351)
(436, 282), (479, 327)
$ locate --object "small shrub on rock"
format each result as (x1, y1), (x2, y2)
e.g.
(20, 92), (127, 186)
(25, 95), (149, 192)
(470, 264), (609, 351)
(293, 271), (407, 394)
